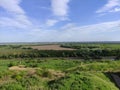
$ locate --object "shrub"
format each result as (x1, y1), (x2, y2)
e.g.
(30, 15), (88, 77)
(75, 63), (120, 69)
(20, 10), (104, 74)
(8, 62), (16, 67)
(42, 70), (52, 78)
(11, 74), (22, 81)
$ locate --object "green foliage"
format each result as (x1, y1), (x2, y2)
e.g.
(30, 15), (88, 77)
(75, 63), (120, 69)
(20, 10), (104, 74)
(0, 83), (25, 90)
(41, 70), (52, 78)
(8, 62), (16, 67)
(26, 63), (38, 68)
(66, 60), (120, 72)
(0, 44), (120, 60)
(0, 57), (120, 89)
(48, 72), (119, 90)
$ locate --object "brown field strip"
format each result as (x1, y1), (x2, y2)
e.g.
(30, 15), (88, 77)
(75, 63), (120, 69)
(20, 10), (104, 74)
(29, 45), (75, 50)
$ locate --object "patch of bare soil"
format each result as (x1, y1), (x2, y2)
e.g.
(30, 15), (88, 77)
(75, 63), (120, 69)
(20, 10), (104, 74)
(48, 69), (65, 79)
(9, 66), (65, 81)
(30, 45), (75, 50)
(9, 65), (34, 71)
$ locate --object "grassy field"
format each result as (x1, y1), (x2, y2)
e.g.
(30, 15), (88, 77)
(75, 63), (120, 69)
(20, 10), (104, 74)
(0, 59), (120, 90)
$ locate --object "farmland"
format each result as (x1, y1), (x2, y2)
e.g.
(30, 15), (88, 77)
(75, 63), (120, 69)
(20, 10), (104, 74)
(28, 45), (75, 50)
(0, 43), (120, 59)
(0, 43), (120, 90)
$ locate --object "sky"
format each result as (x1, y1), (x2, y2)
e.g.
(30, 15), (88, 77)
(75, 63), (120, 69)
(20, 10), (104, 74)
(0, 0), (120, 42)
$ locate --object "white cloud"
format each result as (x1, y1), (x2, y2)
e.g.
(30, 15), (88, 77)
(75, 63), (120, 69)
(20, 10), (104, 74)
(96, 0), (120, 13)
(46, 19), (58, 26)
(51, 0), (70, 17)
(0, 0), (32, 29)
(0, 17), (32, 29)
(0, 0), (120, 42)
(0, 20), (120, 42)
(0, 0), (24, 14)
(46, 0), (70, 27)
(109, 7), (120, 12)
(28, 20), (120, 42)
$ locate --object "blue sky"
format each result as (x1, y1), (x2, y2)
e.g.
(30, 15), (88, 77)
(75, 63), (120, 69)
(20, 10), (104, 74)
(0, 0), (120, 42)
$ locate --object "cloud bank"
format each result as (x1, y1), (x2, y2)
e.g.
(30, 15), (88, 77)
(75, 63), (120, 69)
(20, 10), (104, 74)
(28, 20), (120, 42)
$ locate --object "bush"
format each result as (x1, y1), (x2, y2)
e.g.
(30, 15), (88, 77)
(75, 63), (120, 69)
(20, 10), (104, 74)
(8, 62), (16, 67)
(42, 70), (52, 78)
(11, 74), (22, 81)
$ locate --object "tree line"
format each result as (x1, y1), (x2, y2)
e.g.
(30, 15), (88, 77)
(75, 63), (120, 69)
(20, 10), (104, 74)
(0, 49), (120, 60)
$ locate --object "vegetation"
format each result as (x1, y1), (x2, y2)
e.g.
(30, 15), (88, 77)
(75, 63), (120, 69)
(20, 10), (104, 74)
(48, 72), (118, 90)
(0, 43), (120, 90)
(0, 44), (120, 60)
(0, 59), (120, 90)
